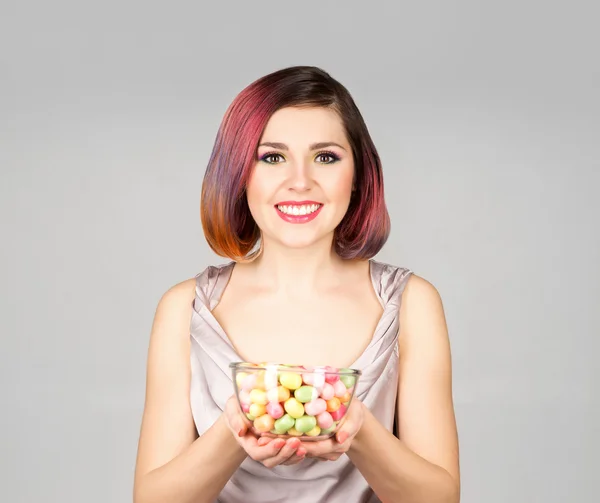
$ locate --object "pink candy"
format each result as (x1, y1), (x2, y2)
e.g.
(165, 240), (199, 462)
(317, 411), (334, 429)
(266, 402), (284, 419)
(239, 389), (251, 405)
(330, 403), (347, 421)
(241, 374), (257, 391)
(241, 403), (251, 413)
(320, 382), (335, 400)
(324, 366), (340, 384)
(304, 398), (327, 416)
(333, 380), (347, 398)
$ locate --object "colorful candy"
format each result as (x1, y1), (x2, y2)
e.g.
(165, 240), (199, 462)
(303, 398), (327, 416)
(233, 364), (359, 439)
(249, 389), (268, 405)
(294, 415), (317, 433)
(294, 386), (318, 403)
(284, 397), (305, 419)
(279, 372), (303, 390)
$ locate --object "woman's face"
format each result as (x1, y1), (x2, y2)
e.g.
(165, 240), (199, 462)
(246, 106), (355, 251)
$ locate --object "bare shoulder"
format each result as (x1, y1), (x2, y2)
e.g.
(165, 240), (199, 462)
(399, 274), (449, 350)
(157, 277), (197, 309)
(152, 278), (197, 329)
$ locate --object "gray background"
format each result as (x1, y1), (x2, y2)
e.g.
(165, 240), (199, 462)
(1, 1), (598, 502)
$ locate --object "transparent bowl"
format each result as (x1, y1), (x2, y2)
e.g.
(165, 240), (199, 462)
(230, 362), (361, 441)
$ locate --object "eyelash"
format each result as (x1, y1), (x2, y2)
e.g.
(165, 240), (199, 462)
(259, 150), (341, 165)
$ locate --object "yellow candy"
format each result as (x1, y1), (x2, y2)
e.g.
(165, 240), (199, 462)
(284, 397), (305, 419)
(253, 414), (275, 433)
(236, 372), (249, 388)
(249, 389), (268, 405)
(286, 427), (303, 437)
(267, 385), (291, 403)
(305, 425), (322, 437)
(249, 403), (266, 417)
(255, 371), (266, 390)
(279, 372), (303, 390)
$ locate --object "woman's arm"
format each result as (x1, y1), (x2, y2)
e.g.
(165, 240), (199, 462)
(346, 275), (460, 503)
(133, 279), (247, 503)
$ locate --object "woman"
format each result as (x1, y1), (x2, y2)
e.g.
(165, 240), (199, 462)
(133, 66), (460, 503)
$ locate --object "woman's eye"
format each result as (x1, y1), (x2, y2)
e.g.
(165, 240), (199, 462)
(316, 153), (339, 164)
(261, 153), (285, 164)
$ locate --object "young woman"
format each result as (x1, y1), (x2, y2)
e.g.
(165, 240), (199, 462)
(133, 66), (460, 503)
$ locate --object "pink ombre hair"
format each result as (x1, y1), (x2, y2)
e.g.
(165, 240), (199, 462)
(201, 65), (390, 260)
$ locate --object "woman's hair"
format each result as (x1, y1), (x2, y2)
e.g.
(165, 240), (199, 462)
(200, 65), (390, 261)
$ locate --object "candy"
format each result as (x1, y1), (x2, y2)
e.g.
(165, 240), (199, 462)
(305, 425), (321, 437)
(324, 366), (339, 384)
(279, 372), (303, 390)
(340, 391), (352, 403)
(267, 385), (290, 403)
(255, 372), (266, 390)
(284, 397), (305, 419)
(273, 414), (295, 434)
(316, 411), (334, 430)
(333, 380), (347, 398)
(294, 386), (318, 403)
(249, 403), (266, 417)
(266, 402), (284, 419)
(330, 403), (347, 421)
(236, 372), (249, 387)
(249, 389), (268, 405)
(302, 373), (315, 385)
(241, 373), (257, 391)
(339, 369), (356, 389)
(294, 415), (317, 433)
(234, 364), (359, 439)
(254, 414), (275, 433)
(264, 370), (279, 390)
(304, 398), (327, 416)
(326, 397), (341, 412)
(239, 389), (251, 406)
(320, 382), (335, 401)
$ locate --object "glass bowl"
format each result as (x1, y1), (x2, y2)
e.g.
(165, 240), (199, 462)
(230, 362), (361, 441)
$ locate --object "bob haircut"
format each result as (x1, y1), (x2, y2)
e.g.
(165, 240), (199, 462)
(200, 65), (390, 261)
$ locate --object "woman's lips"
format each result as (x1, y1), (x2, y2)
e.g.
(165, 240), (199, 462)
(274, 202), (323, 224)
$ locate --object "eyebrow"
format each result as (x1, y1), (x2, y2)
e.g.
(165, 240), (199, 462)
(258, 141), (347, 152)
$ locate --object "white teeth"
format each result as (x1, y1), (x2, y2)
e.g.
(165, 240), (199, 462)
(277, 204), (321, 215)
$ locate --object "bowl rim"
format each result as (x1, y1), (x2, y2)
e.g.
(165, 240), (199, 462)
(229, 361), (362, 376)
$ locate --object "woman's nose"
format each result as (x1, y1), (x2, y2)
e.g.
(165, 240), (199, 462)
(288, 160), (313, 191)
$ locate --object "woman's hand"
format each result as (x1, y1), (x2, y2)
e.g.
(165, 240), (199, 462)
(223, 395), (307, 468)
(300, 398), (365, 461)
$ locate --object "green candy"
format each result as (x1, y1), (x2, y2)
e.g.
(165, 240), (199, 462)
(339, 369), (356, 389)
(246, 413), (255, 421)
(294, 385), (318, 403)
(295, 415), (317, 433)
(274, 414), (295, 434)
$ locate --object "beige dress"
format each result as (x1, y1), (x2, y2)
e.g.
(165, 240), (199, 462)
(189, 259), (412, 503)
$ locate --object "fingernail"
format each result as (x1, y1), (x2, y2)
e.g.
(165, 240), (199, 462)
(238, 428), (244, 437)
(337, 432), (347, 443)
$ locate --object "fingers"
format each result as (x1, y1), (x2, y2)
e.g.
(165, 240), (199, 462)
(300, 439), (335, 458)
(282, 446), (307, 466)
(261, 438), (303, 468)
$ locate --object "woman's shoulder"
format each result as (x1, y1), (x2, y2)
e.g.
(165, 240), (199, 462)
(369, 258), (442, 304)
